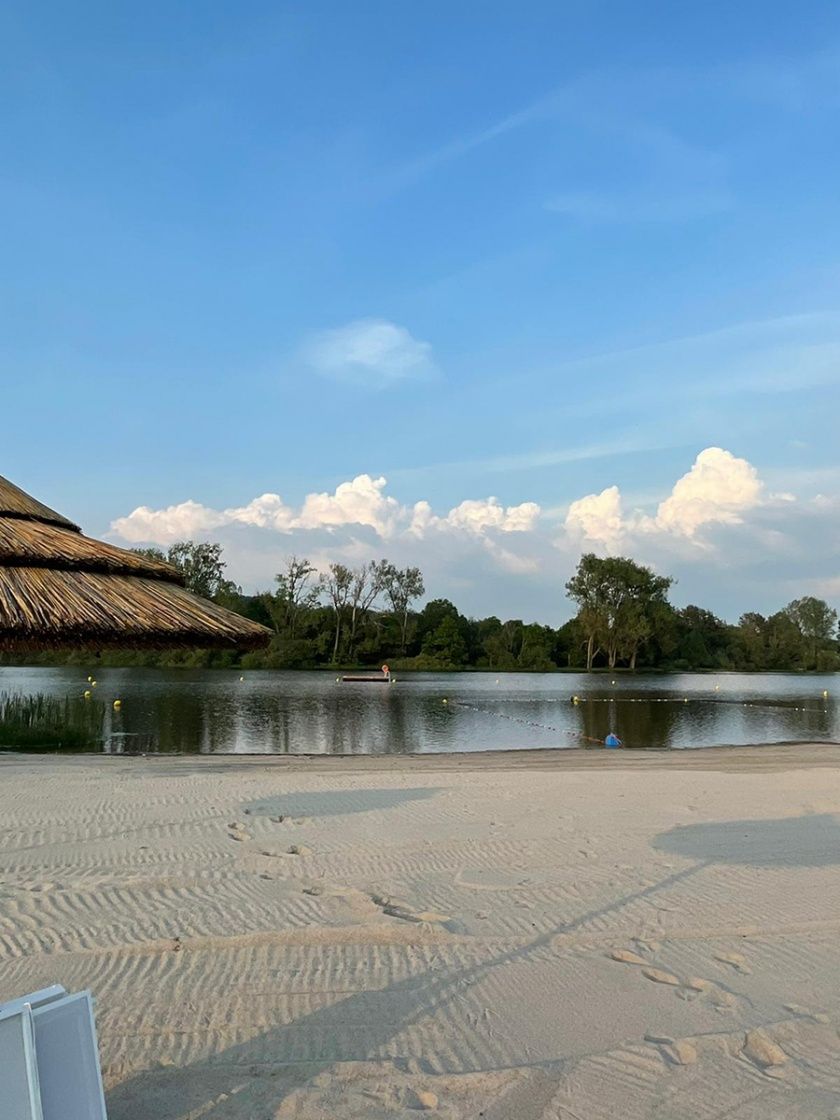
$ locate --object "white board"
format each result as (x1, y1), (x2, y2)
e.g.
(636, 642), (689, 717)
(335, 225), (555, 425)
(0, 1004), (44, 1120)
(0, 985), (66, 1017)
(31, 992), (108, 1120)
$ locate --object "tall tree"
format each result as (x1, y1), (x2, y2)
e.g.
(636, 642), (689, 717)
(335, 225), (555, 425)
(166, 541), (230, 599)
(785, 597), (838, 667)
(737, 612), (768, 668)
(322, 563), (353, 662)
(565, 554), (606, 670)
(347, 561), (388, 657)
(566, 553), (673, 670)
(381, 564), (425, 652)
(274, 556), (320, 638)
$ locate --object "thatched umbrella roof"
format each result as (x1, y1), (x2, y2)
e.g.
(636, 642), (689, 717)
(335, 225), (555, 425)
(0, 475), (272, 651)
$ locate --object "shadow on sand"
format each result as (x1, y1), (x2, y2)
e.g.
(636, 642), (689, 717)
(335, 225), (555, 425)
(654, 812), (840, 868)
(243, 787), (439, 820)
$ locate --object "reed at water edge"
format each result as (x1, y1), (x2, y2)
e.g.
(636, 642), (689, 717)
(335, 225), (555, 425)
(0, 691), (105, 750)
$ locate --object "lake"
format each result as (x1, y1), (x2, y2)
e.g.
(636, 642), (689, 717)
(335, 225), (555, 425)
(0, 667), (837, 754)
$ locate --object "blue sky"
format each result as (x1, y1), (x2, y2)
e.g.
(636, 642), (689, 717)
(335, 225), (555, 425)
(3, 2), (840, 621)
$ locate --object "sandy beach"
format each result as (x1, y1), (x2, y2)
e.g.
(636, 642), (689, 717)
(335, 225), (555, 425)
(3, 744), (840, 1119)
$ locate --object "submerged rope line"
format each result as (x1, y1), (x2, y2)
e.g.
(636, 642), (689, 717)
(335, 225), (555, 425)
(449, 699), (606, 746)
(446, 692), (831, 750)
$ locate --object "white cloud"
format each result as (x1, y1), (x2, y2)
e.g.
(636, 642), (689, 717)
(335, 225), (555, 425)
(296, 475), (402, 536)
(301, 319), (434, 387)
(111, 478), (540, 551)
(407, 497), (540, 537)
(565, 485), (625, 551)
(112, 475), (403, 545)
(564, 449), (765, 552)
(652, 447), (763, 536)
(108, 448), (840, 621)
(442, 497), (541, 535)
(111, 499), (227, 544)
(224, 493), (296, 530)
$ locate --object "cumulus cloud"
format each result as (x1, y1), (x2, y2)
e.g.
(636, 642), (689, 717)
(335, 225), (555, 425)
(564, 448), (766, 552)
(410, 496), (541, 537)
(296, 475), (402, 536)
(565, 485), (625, 550)
(652, 447), (763, 536)
(109, 447), (838, 618)
(111, 478), (541, 551)
(301, 319), (435, 386)
(112, 476), (403, 545)
(111, 499), (228, 543)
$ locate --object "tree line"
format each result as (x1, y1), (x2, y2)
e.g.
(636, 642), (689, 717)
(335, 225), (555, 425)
(8, 543), (840, 672)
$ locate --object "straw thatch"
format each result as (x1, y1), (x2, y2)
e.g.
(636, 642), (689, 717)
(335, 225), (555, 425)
(0, 475), (272, 651)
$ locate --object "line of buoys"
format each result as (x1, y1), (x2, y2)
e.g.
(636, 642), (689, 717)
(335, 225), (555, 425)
(449, 699), (606, 746)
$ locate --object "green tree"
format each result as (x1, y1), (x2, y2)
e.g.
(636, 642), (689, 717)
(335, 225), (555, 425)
(322, 563), (353, 662)
(347, 561), (389, 658)
(130, 545), (168, 564)
(422, 616), (468, 666)
(564, 554), (606, 670)
(518, 623), (557, 670)
(566, 554), (673, 670)
(766, 611), (804, 669)
(381, 564), (425, 653)
(785, 597), (838, 668)
(166, 541), (230, 599)
(737, 612), (768, 669)
(273, 556), (321, 638)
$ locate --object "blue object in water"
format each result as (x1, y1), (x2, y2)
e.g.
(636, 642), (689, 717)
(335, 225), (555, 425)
(605, 733), (621, 748)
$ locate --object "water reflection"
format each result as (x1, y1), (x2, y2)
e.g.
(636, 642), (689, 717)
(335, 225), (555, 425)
(0, 668), (836, 755)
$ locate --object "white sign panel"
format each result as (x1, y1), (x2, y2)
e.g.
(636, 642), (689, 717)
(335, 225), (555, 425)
(0, 1004), (43, 1120)
(31, 992), (108, 1120)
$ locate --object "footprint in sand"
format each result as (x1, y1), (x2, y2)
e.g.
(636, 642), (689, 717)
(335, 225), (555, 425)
(713, 950), (752, 974)
(287, 844), (312, 856)
(742, 1028), (787, 1073)
(645, 1035), (697, 1065)
(642, 967), (681, 987)
(609, 949), (648, 966)
(676, 978), (711, 1002)
(371, 893), (452, 926)
(228, 822), (249, 842)
(609, 951), (682, 989)
(710, 988), (737, 1012)
(784, 1003), (830, 1024)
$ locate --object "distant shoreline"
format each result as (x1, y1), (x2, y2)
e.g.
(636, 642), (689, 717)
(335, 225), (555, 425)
(1, 662), (837, 676)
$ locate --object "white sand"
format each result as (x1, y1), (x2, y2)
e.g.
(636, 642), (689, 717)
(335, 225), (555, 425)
(3, 745), (840, 1119)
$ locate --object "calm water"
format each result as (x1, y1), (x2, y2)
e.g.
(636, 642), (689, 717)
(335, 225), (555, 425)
(0, 667), (838, 754)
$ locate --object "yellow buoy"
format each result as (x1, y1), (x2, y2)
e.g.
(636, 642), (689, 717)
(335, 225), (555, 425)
(83, 690), (91, 699)
(113, 699), (122, 709)
(611, 680), (616, 685)
(442, 698), (448, 705)
(91, 680), (97, 687)
(239, 676), (244, 682)
(87, 675), (93, 683)
(823, 690), (829, 698)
